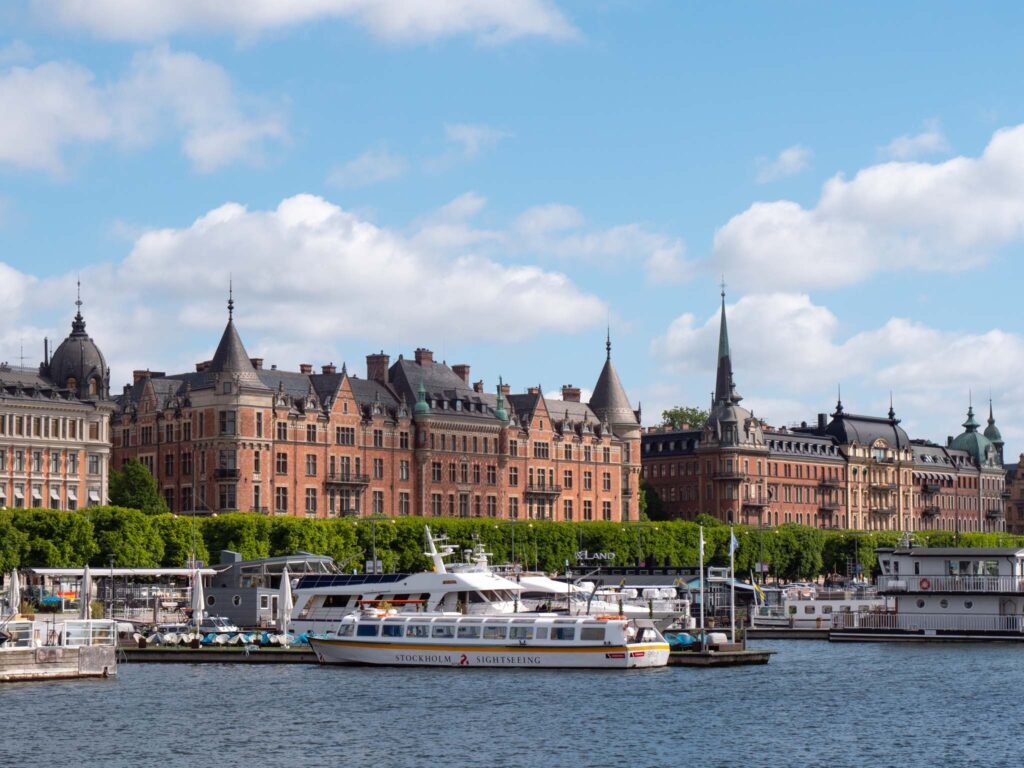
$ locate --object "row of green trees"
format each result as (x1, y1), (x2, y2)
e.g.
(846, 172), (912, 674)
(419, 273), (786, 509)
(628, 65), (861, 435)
(3, 507), (1024, 581)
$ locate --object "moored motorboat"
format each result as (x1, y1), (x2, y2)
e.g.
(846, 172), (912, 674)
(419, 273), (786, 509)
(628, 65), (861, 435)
(309, 609), (670, 669)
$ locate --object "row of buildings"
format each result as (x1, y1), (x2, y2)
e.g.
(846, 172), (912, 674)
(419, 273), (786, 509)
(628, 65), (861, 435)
(0, 288), (1019, 533)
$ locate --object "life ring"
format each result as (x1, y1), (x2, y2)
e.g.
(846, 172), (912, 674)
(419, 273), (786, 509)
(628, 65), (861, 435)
(596, 615), (624, 620)
(919, 578), (931, 590)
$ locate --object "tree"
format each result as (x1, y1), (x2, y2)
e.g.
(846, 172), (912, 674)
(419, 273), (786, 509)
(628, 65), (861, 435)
(661, 406), (710, 430)
(89, 507), (165, 567)
(108, 459), (168, 514)
(640, 481), (667, 521)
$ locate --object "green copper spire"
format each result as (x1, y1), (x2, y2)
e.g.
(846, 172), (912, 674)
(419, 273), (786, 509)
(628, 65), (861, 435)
(495, 377), (509, 422)
(962, 404), (979, 432)
(413, 380), (429, 416)
(713, 282), (740, 404)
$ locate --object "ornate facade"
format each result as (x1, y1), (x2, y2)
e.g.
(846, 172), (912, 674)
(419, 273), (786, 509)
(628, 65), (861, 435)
(112, 299), (641, 521)
(0, 296), (115, 510)
(642, 293), (1007, 532)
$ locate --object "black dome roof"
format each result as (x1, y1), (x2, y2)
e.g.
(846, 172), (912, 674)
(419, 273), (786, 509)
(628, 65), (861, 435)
(48, 308), (109, 400)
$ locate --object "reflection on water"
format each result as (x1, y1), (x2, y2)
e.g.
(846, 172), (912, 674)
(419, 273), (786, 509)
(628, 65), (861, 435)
(2, 641), (1017, 767)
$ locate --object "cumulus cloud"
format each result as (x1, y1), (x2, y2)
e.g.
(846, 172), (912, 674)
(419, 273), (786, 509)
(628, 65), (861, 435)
(424, 122), (512, 171)
(651, 292), (1024, 444)
(755, 144), (812, 183)
(0, 45), (286, 174)
(0, 194), (609, 379)
(882, 119), (950, 160)
(715, 123), (1024, 290)
(33, 0), (578, 44)
(327, 147), (407, 188)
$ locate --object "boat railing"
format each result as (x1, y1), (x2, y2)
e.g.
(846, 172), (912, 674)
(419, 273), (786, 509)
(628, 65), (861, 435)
(832, 612), (1024, 633)
(878, 575), (1024, 594)
(1, 619), (117, 648)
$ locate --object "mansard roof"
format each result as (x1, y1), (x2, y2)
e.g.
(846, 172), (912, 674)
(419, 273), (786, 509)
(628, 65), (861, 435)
(824, 411), (911, 449)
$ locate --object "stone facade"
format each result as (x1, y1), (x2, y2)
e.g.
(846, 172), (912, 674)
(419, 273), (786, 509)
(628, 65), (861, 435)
(642, 294), (1007, 533)
(112, 302), (641, 521)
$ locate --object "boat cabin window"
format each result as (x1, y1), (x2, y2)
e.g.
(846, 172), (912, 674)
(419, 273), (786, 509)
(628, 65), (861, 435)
(432, 625), (455, 638)
(535, 627), (548, 640)
(821, 606), (832, 614)
(636, 628), (658, 642)
(509, 626), (533, 640)
(803, 606), (815, 614)
(467, 591), (493, 604)
(382, 625), (403, 637)
(338, 623), (355, 637)
(551, 627), (575, 641)
(406, 625), (430, 638)
(457, 625), (481, 639)
(580, 627), (605, 641)
(324, 595), (356, 608)
(945, 560), (998, 577)
(356, 624), (380, 637)
(482, 625), (507, 639)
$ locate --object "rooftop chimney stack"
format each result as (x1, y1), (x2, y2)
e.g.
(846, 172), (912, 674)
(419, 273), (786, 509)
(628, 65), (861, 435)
(561, 384), (581, 403)
(322, 363), (337, 375)
(414, 348), (434, 366)
(473, 380), (484, 393)
(299, 363), (313, 374)
(452, 364), (470, 384)
(366, 352), (389, 384)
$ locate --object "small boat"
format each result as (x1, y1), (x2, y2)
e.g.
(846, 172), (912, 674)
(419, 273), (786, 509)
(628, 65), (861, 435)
(0, 619), (118, 682)
(309, 609), (670, 669)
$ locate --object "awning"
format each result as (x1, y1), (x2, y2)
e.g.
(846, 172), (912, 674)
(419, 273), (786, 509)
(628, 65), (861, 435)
(88, 489), (100, 502)
(68, 488), (78, 500)
(13, 488), (24, 499)
(50, 489), (60, 500)
(31, 488), (42, 501)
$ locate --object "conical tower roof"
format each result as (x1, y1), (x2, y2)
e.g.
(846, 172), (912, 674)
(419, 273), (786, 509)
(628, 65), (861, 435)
(205, 291), (265, 387)
(589, 330), (638, 429)
(714, 287), (741, 405)
(984, 400), (1003, 445)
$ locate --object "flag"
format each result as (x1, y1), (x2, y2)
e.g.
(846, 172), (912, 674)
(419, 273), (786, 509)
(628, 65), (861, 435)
(699, 526), (705, 563)
(729, 529), (739, 555)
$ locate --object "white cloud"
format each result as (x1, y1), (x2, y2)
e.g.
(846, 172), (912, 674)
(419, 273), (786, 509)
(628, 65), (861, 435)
(755, 144), (812, 183)
(0, 40), (33, 66)
(33, 0), (579, 44)
(0, 45), (286, 174)
(444, 122), (510, 159)
(651, 292), (1024, 444)
(327, 147), (407, 188)
(882, 119), (950, 160)
(715, 123), (1024, 290)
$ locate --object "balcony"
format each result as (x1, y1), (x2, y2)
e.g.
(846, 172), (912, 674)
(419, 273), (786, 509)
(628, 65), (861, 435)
(525, 483), (563, 496)
(742, 498), (769, 508)
(923, 484), (941, 495)
(818, 502), (841, 512)
(214, 468), (240, 480)
(1002, 490), (1012, 500)
(819, 478), (841, 488)
(877, 575), (1024, 594)
(871, 482), (897, 491)
(712, 469), (747, 481)
(621, 486), (633, 498)
(324, 473), (370, 487)
(871, 507), (896, 517)
(987, 508), (1005, 520)
(922, 506), (940, 517)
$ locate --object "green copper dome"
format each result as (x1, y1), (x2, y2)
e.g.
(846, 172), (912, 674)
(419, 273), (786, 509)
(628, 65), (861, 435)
(495, 378), (509, 422)
(984, 401), (1003, 444)
(413, 381), (430, 416)
(951, 404), (994, 465)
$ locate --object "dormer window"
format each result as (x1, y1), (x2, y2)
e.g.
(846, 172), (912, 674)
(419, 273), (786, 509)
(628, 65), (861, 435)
(223, 382), (233, 394)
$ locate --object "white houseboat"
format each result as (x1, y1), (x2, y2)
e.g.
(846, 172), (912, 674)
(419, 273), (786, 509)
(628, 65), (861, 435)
(753, 585), (891, 630)
(0, 619), (118, 682)
(309, 610), (670, 669)
(830, 545), (1024, 642)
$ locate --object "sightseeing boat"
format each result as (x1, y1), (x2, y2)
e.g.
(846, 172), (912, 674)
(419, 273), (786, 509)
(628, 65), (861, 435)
(308, 610), (670, 668)
(829, 544), (1024, 642)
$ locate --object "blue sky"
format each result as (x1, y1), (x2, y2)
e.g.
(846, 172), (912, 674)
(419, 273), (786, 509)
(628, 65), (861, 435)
(2, 1), (1023, 455)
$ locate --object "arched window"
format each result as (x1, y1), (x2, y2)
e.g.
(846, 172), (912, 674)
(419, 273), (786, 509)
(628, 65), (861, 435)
(66, 377), (77, 391)
(88, 378), (98, 396)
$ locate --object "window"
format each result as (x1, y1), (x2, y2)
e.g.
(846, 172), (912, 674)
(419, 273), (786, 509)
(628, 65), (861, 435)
(306, 454), (317, 476)
(509, 626), (533, 640)
(602, 501), (612, 520)
(382, 624), (403, 638)
(399, 492), (410, 516)
(603, 447), (611, 463)
(448, 463), (456, 482)
(218, 484), (236, 511)
(583, 471), (593, 491)
(276, 452), (288, 474)
(564, 444), (572, 461)
(181, 452), (193, 476)
(487, 465), (497, 484)
(373, 458), (384, 480)
(459, 493), (469, 517)
(551, 627), (575, 641)
(88, 454), (100, 476)
(14, 450), (24, 472)
(254, 450), (261, 473)
(583, 500), (593, 521)
(336, 426), (355, 446)
(32, 451), (42, 472)
(182, 422), (191, 441)
(533, 442), (550, 459)
(276, 422), (288, 441)
(275, 487), (288, 513)
(305, 488), (317, 514)
(509, 440), (518, 457)
(400, 431), (409, 449)
(509, 467), (519, 487)
(49, 451), (60, 474)
(460, 463), (469, 483)
(563, 499), (573, 520)
(457, 625), (481, 639)
(306, 424), (317, 443)
(164, 454), (174, 478)
(431, 493), (442, 517)
(509, 497), (519, 519)
(164, 424), (173, 443)
(219, 411), (236, 435)
(400, 460), (409, 481)
(487, 496), (497, 517)
(473, 464), (481, 484)
(564, 470), (573, 489)
(255, 412), (263, 437)
(373, 429), (384, 448)
(431, 461), (442, 482)
(356, 624), (380, 638)
(482, 625), (507, 639)
(373, 490), (384, 514)
(602, 472), (611, 491)
(580, 627), (606, 641)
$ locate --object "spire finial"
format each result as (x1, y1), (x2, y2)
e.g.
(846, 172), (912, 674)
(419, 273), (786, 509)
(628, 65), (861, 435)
(605, 326), (611, 360)
(228, 276), (234, 319)
(75, 276), (82, 314)
(888, 390), (895, 421)
(720, 275), (726, 300)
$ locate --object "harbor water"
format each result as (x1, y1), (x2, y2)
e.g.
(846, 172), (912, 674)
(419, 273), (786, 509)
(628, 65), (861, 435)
(2, 640), (1016, 767)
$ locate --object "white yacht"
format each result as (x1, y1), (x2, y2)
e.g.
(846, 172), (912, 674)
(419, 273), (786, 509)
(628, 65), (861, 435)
(752, 584), (890, 630)
(309, 608), (670, 669)
(830, 543), (1024, 642)
(516, 576), (695, 628)
(291, 528), (523, 635)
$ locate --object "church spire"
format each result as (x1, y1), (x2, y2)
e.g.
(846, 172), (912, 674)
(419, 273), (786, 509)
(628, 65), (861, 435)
(714, 283), (739, 404)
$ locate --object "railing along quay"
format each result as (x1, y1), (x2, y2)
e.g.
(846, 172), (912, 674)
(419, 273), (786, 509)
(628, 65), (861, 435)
(877, 575), (1024, 593)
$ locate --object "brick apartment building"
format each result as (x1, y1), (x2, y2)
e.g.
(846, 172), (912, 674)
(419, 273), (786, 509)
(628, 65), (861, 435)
(0, 296), (115, 511)
(112, 297), (642, 521)
(642, 292), (1007, 533)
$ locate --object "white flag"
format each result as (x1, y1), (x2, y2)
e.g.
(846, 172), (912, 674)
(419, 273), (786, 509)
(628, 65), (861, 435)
(699, 526), (705, 563)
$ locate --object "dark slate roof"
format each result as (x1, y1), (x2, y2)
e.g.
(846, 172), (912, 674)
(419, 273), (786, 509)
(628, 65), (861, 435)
(0, 366), (80, 402)
(764, 429), (843, 460)
(824, 412), (911, 449)
(389, 358), (497, 422)
(206, 318), (267, 389)
(589, 354), (637, 427)
(347, 377), (400, 410)
(47, 308), (109, 400)
(642, 428), (703, 457)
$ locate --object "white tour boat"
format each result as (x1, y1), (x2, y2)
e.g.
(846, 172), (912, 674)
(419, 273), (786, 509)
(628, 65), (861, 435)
(309, 609), (670, 669)
(752, 584), (891, 630)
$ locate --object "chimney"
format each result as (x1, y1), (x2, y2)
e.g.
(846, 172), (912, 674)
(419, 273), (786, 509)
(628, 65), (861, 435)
(299, 363), (313, 374)
(366, 352), (389, 384)
(195, 360), (210, 372)
(500, 383), (511, 396)
(527, 386), (540, 395)
(452, 364), (470, 384)
(414, 348), (434, 366)
(561, 384), (581, 403)
(947, 436), (953, 447)
(271, 364), (277, 371)
(817, 413), (827, 431)
(322, 363), (336, 375)
(250, 358), (264, 370)
(133, 370), (150, 385)
(473, 380), (484, 394)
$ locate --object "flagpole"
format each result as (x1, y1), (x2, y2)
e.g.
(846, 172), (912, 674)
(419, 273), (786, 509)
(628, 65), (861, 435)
(698, 526), (705, 645)
(729, 526), (736, 644)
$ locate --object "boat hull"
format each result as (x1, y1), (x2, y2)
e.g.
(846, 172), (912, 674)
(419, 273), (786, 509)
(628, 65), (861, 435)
(0, 645), (117, 683)
(308, 637), (669, 669)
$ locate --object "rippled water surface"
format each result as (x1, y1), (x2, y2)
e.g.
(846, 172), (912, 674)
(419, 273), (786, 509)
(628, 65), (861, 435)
(3, 641), (1019, 767)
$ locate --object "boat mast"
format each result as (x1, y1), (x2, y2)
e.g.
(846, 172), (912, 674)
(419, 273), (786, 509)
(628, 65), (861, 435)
(698, 526), (705, 641)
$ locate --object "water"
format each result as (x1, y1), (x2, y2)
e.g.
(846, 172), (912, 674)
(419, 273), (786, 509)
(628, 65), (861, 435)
(2, 641), (1018, 767)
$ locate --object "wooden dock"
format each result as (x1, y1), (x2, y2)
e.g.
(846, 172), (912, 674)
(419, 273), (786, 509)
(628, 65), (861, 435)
(668, 648), (775, 667)
(123, 646), (316, 664)
(746, 628), (828, 640)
